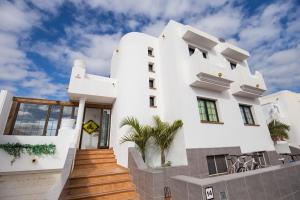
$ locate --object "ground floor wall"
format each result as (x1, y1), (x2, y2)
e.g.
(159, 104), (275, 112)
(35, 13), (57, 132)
(171, 161), (300, 200)
(0, 171), (61, 200)
(128, 147), (289, 200)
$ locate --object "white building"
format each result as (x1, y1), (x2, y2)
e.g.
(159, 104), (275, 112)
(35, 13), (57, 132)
(0, 20), (279, 199)
(261, 90), (300, 148)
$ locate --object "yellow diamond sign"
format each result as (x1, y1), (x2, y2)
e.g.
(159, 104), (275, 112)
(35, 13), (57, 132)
(83, 120), (99, 134)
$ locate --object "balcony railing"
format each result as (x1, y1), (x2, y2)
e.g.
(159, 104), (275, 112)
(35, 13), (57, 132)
(68, 60), (117, 104)
(188, 49), (234, 92)
(231, 67), (267, 98)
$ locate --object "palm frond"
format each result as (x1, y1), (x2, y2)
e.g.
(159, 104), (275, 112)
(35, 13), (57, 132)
(151, 116), (183, 165)
(268, 120), (290, 141)
(119, 117), (152, 161)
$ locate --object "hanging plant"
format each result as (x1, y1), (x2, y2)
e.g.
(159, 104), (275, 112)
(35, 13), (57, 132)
(0, 143), (56, 165)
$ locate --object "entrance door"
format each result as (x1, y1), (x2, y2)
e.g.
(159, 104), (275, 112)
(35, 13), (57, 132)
(80, 108), (111, 149)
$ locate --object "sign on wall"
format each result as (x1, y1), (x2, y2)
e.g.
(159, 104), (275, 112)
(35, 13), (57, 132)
(205, 187), (214, 200)
(83, 120), (99, 134)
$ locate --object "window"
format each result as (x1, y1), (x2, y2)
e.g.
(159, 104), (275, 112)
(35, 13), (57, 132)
(13, 103), (48, 136)
(229, 60), (237, 70)
(188, 45), (207, 59)
(239, 104), (255, 125)
(9, 102), (78, 136)
(150, 96), (156, 107)
(148, 47), (154, 57)
(188, 46), (195, 56)
(202, 51), (207, 59)
(149, 79), (155, 89)
(198, 98), (219, 122)
(148, 62), (154, 72)
(207, 155), (228, 175)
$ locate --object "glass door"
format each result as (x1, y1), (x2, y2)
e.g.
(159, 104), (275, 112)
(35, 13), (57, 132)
(98, 109), (111, 148)
(80, 108), (102, 149)
(80, 108), (111, 149)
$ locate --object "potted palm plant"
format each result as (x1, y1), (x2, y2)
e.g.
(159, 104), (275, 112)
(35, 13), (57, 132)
(268, 120), (290, 142)
(151, 116), (183, 167)
(120, 117), (152, 162)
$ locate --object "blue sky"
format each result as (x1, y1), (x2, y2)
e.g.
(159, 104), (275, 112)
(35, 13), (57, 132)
(0, 0), (299, 100)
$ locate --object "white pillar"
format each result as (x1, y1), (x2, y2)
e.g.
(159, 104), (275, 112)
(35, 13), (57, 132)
(71, 98), (85, 148)
(0, 90), (13, 135)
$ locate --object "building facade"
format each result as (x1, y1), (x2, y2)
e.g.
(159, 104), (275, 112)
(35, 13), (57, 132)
(261, 90), (300, 147)
(0, 20), (288, 200)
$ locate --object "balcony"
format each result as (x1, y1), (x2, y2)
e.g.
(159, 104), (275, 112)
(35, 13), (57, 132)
(68, 60), (117, 104)
(183, 25), (219, 49)
(188, 49), (234, 92)
(231, 67), (266, 98)
(221, 44), (250, 61)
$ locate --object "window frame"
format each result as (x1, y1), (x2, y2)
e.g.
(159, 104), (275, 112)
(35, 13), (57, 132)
(227, 59), (237, 70)
(148, 62), (155, 72)
(149, 96), (156, 107)
(207, 155), (228, 176)
(188, 45), (208, 59)
(197, 98), (219, 123)
(239, 104), (255, 125)
(149, 78), (155, 89)
(148, 47), (154, 57)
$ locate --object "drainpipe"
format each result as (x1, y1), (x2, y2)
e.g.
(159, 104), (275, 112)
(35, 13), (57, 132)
(71, 98), (85, 148)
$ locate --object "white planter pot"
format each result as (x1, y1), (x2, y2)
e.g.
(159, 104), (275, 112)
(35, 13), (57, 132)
(274, 140), (291, 154)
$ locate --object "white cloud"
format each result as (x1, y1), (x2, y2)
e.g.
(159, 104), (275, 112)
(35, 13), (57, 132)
(0, 1), (67, 98)
(31, 32), (121, 76)
(187, 5), (242, 39)
(0, 1), (40, 33)
(72, 0), (229, 19)
(28, 0), (64, 14)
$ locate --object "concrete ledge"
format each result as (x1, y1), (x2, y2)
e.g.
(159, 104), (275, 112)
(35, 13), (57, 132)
(171, 161), (300, 200)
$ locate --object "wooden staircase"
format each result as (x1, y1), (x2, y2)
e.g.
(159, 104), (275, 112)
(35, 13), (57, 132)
(60, 149), (139, 200)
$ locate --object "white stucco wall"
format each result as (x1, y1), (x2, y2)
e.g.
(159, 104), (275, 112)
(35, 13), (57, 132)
(261, 90), (300, 147)
(108, 20), (274, 168)
(0, 90), (13, 135)
(0, 134), (73, 173)
(158, 21), (274, 154)
(109, 32), (164, 167)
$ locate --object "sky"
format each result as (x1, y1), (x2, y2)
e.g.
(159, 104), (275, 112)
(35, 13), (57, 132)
(0, 0), (299, 100)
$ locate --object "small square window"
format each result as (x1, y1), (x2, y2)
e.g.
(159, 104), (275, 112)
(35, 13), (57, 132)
(150, 96), (156, 107)
(202, 51), (207, 59)
(229, 61), (237, 70)
(149, 79), (155, 89)
(188, 46), (195, 56)
(207, 155), (228, 175)
(148, 47), (154, 57)
(148, 63), (154, 72)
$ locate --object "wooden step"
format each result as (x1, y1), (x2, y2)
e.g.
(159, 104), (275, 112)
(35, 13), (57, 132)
(60, 148), (139, 200)
(63, 189), (138, 200)
(66, 173), (131, 189)
(75, 158), (116, 165)
(73, 162), (117, 169)
(70, 167), (128, 179)
(76, 149), (114, 156)
(64, 180), (135, 196)
(76, 154), (115, 160)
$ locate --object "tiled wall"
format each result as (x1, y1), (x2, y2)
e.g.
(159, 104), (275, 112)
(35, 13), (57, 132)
(170, 161), (300, 200)
(128, 146), (241, 200)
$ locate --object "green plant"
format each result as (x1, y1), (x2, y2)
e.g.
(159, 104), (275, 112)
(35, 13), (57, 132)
(162, 161), (172, 167)
(152, 116), (183, 166)
(268, 120), (290, 141)
(120, 117), (152, 162)
(0, 143), (56, 165)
